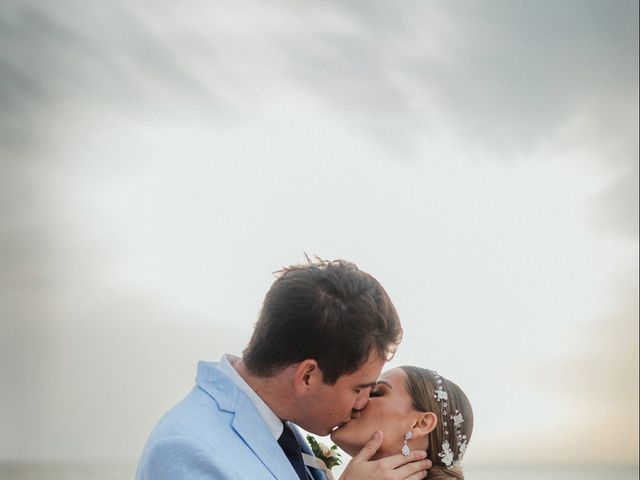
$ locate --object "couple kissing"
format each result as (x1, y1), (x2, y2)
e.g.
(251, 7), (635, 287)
(136, 258), (472, 480)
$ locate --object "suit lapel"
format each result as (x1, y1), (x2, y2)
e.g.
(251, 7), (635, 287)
(231, 402), (299, 480)
(196, 361), (298, 480)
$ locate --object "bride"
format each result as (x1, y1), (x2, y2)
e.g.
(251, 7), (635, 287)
(331, 366), (473, 480)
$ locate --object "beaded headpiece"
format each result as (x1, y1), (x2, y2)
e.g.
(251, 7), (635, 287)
(432, 371), (467, 468)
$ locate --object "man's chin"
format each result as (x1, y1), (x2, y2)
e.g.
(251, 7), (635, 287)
(330, 420), (349, 435)
(329, 422), (348, 442)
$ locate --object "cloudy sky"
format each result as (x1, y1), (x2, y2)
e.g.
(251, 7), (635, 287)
(1, 0), (638, 468)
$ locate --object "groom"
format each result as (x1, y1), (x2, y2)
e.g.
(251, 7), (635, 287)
(136, 259), (431, 479)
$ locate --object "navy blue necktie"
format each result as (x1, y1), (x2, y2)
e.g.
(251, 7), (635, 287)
(278, 424), (308, 480)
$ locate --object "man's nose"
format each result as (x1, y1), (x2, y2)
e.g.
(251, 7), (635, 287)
(354, 390), (370, 411)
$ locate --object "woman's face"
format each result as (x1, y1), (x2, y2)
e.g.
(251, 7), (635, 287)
(330, 367), (421, 459)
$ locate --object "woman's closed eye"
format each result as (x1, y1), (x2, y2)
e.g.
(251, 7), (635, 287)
(369, 389), (383, 398)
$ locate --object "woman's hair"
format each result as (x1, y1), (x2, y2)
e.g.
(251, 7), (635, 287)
(243, 258), (402, 384)
(399, 366), (473, 480)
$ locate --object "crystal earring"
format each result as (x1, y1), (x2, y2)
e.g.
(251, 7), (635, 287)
(401, 431), (413, 456)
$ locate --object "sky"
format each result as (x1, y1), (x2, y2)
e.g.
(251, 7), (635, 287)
(1, 0), (638, 468)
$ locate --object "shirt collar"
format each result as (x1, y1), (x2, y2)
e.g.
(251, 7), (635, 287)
(217, 354), (284, 439)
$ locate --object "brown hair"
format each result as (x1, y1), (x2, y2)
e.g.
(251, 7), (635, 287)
(400, 366), (473, 480)
(243, 258), (403, 384)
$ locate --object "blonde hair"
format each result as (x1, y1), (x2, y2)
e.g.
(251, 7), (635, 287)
(399, 367), (473, 480)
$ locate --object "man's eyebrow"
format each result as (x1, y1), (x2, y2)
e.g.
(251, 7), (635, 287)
(355, 381), (378, 389)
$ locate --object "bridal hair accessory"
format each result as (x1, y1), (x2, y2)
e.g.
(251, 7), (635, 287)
(433, 371), (467, 468)
(401, 431), (413, 456)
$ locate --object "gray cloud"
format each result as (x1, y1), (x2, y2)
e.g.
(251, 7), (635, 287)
(267, 2), (640, 241)
(0, 2), (231, 131)
(2, 1), (637, 162)
(322, 1), (638, 162)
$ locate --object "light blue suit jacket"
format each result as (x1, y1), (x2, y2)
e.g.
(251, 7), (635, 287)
(135, 361), (326, 480)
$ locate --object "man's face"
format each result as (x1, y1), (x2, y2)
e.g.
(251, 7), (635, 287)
(298, 350), (386, 436)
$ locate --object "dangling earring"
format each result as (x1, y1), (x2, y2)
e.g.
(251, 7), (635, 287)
(401, 431), (413, 456)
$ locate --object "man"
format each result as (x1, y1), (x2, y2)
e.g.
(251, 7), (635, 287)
(136, 259), (431, 479)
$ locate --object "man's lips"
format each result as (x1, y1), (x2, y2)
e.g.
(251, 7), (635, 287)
(332, 411), (361, 432)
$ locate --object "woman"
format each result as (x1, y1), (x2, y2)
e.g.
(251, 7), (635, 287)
(331, 366), (473, 479)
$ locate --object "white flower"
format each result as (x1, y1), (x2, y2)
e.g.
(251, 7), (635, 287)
(440, 450), (454, 466)
(435, 388), (448, 401)
(438, 440), (454, 467)
(459, 441), (467, 456)
(321, 444), (334, 458)
(450, 413), (464, 427)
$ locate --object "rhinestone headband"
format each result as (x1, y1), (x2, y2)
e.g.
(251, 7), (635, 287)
(433, 371), (467, 468)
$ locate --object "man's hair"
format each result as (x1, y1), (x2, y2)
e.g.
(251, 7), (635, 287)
(242, 258), (402, 384)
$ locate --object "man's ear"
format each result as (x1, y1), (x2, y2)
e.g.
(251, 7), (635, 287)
(414, 411), (438, 436)
(293, 359), (320, 390)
